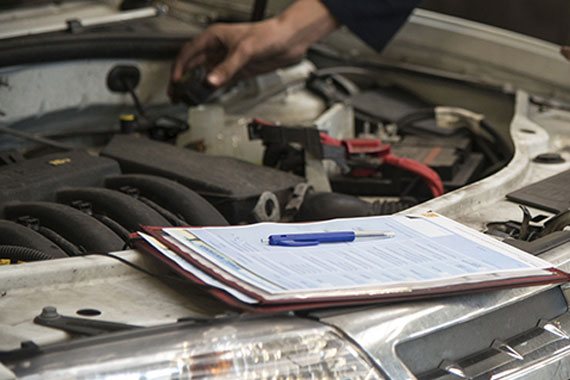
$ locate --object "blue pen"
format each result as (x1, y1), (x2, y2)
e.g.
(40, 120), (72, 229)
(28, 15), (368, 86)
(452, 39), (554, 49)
(267, 230), (396, 247)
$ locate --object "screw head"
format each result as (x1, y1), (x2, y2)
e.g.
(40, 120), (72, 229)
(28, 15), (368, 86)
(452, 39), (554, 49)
(40, 306), (59, 320)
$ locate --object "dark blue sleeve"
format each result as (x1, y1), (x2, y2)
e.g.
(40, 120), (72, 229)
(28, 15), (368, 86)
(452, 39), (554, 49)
(321, 0), (422, 51)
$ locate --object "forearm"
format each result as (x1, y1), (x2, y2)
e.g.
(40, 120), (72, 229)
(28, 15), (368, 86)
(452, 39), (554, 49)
(171, 0), (340, 87)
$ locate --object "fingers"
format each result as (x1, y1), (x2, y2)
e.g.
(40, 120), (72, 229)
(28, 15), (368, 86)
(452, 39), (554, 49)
(171, 31), (218, 82)
(207, 42), (252, 87)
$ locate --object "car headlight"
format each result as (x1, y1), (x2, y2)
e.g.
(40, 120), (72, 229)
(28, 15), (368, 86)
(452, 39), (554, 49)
(6, 316), (383, 379)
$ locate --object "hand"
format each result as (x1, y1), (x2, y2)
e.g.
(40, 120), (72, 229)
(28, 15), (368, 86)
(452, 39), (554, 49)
(171, 20), (303, 88)
(171, 0), (339, 88)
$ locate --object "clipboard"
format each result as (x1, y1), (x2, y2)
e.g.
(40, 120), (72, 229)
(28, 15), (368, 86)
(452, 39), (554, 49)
(130, 213), (570, 313)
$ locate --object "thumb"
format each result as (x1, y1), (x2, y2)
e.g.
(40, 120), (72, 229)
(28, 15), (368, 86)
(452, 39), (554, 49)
(207, 43), (251, 87)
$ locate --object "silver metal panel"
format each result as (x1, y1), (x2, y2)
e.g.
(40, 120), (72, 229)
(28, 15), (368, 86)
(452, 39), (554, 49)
(320, 91), (570, 379)
(0, 251), (226, 352)
(320, 9), (570, 103)
(423, 313), (570, 379)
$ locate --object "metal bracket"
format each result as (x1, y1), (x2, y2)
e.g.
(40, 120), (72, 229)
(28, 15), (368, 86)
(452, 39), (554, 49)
(34, 306), (140, 337)
(491, 339), (524, 361)
(252, 192), (281, 222)
(283, 183), (312, 221)
(538, 319), (570, 340)
(439, 360), (470, 379)
(247, 119), (324, 159)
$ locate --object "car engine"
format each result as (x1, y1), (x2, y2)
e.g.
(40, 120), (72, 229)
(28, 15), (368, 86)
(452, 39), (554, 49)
(4, 2), (570, 379)
(0, 51), (516, 264)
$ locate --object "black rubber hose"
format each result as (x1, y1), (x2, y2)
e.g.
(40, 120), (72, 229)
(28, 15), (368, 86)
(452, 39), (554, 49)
(0, 246), (53, 262)
(472, 133), (501, 164)
(393, 109), (439, 135)
(371, 199), (417, 215)
(92, 214), (131, 243)
(296, 192), (416, 222)
(37, 226), (83, 257)
(480, 120), (513, 161)
(395, 111), (510, 166)
(0, 34), (189, 68)
(136, 196), (188, 227)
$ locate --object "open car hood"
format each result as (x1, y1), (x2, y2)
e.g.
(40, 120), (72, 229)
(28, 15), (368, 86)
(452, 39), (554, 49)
(1, 2), (570, 379)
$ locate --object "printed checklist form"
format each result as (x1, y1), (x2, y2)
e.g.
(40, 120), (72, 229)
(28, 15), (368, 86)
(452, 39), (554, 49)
(134, 213), (569, 311)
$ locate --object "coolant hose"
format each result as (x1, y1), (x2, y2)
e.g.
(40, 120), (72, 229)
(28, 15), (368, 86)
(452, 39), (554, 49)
(296, 192), (416, 222)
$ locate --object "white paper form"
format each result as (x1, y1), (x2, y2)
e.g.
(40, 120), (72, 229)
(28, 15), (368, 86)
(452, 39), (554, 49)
(138, 233), (258, 304)
(164, 214), (555, 297)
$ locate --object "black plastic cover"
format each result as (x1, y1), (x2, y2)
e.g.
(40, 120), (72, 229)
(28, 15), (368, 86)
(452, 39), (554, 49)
(101, 135), (303, 223)
(0, 151), (120, 218)
(507, 169), (570, 213)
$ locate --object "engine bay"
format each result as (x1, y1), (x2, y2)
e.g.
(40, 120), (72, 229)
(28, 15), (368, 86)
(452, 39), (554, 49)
(0, 52), (520, 264)
(3, 4), (570, 379)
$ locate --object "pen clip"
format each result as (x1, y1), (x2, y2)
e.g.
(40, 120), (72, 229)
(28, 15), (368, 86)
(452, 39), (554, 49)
(273, 239), (320, 247)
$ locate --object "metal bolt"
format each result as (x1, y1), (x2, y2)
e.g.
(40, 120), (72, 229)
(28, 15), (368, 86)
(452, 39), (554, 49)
(40, 306), (60, 320)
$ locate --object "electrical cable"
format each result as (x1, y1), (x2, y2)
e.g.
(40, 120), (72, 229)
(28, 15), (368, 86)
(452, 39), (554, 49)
(314, 66), (385, 79)
(383, 154), (445, 197)
(122, 79), (147, 118)
(37, 226), (83, 257)
(472, 134), (501, 165)
(393, 109), (436, 132)
(393, 108), (510, 170)
(92, 214), (131, 243)
(308, 44), (507, 93)
(136, 196), (188, 227)
(0, 245), (53, 262)
(120, 78), (189, 139)
(480, 120), (513, 160)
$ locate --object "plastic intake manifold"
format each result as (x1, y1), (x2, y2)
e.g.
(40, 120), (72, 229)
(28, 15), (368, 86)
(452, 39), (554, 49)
(105, 174), (228, 226)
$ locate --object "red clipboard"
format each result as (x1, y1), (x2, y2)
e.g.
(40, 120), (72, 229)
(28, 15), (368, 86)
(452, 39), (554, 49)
(132, 227), (570, 313)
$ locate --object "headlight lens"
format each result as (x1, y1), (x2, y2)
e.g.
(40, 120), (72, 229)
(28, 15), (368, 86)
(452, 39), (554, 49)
(7, 317), (383, 379)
